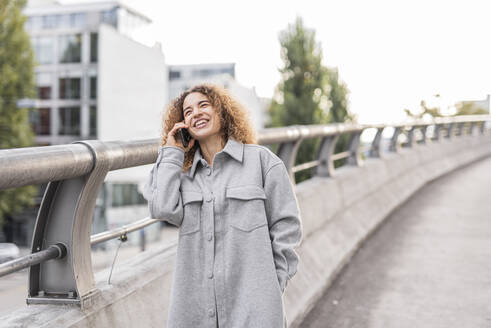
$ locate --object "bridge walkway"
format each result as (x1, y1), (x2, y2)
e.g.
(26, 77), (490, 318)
(301, 155), (491, 328)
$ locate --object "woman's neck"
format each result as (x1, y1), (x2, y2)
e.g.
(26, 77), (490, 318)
(199, 134), (226, 166)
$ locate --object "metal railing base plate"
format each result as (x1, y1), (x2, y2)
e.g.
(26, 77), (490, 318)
(27, 296), (80, 305)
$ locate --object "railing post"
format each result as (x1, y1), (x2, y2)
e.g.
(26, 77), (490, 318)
(277, 139), (302, 182)
(315, 134), (339, 177)
(406, 126), (416, 148)
(369, 127), (384, 157)
(445, 123), (455, 139)
(419, 126), (428, 144)
(347, 130), (362, 166)
(455, 122), (465, 136)
(432, 124), (442, 141)
(389, 127), (402, 152)
(469, 122), (477, 135)
(28, 140), (111, 308)
(479, 121), (486, 134)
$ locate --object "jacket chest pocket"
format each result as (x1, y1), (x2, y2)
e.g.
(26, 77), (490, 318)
(226, 185), (268, 232)
(180, 191), (203, 235)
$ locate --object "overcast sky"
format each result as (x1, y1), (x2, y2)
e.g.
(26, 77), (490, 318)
(64, 0), (491, 123)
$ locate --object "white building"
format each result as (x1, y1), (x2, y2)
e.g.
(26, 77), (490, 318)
(168, 63), (235, 100)
(23, 0), (167, 247)
(168, 63), (268, 130)
(24, 0), (166, 144)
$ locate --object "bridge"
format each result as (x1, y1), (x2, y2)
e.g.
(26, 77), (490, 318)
(302, 154), (491, 327)
(0, 116), (490, 327)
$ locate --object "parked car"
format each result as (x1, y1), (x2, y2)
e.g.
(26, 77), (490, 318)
(0, 243), (20, 264)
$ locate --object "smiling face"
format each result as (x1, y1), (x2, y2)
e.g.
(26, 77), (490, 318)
(182, 92), (222, 142)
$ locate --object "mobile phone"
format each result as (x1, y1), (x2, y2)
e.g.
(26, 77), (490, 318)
(178, 128), (192, 148)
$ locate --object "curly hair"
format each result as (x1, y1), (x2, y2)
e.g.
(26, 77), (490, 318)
(161, 84), (258, 172)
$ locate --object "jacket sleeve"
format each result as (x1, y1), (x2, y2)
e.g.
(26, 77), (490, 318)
(142, 145), (185, 227)
(263, 161), (303, 293)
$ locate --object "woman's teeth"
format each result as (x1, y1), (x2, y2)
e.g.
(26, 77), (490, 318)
(195, 120), (208, 128)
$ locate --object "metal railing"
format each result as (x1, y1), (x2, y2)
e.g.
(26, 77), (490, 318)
(0, 115), (489, 308)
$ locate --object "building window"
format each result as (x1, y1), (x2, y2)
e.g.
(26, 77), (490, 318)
(192, 69), (204, 77)
(25, 16), (43, 30)
(169, 70), (181, 80)
(100, 8), (118, 27)
(31, 36), (53, 64)
(90, 33), (98, 62)
(57, 14), (69, 29)
(41, 13), (88, 29)
(90, 105), (97, 137)
(58, 107), (80, 135)
(90, 77), (97, 99)
(70, 13), (87, 28)
(221, 68), (235, 77)
(42, 15), (59, 29)
(37, 86), (51, 100)
(28, 108), (50, 135)
(35, 73), (52, 99)
(59, 34), (82, 63)
(111, 183), (146, 207)
(59, 78), (81, 99)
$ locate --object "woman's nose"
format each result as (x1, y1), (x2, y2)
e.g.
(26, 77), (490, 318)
(191, 106), (202, 117)
(187, 107), (199, 123)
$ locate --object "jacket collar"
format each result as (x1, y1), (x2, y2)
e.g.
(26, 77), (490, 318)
(188, 137), (244, 178)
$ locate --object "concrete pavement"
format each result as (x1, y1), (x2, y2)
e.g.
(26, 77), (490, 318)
(301, 155), (491, 328)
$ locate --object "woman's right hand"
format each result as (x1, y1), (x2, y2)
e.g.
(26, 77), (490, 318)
(163, 121), (195, 151)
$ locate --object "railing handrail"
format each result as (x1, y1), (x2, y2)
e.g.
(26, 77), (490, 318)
(90, 217), (158, 246)
(1, 115), (490, 191)
(0, 139), (157, 190)
(0, 243), (66, 278)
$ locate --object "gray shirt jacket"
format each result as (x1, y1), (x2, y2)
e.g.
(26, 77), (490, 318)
(143, 137), (303, 328)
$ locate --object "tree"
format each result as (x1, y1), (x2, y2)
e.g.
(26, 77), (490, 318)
(324, 67), (354, 167)
(325, 67), (352, 124)
(404, 95), (445, 119)
(268, 17), (352, 182)
(405, 94), (488, 119)
(268, 17), (327, 128)
(0, 0), (38, 231)
(454, 102), (488, 116)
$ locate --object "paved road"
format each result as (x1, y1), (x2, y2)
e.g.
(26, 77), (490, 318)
(302, 156), (491, 328)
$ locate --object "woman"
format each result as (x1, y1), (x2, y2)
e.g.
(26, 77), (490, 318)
(143, 84), (302, 328)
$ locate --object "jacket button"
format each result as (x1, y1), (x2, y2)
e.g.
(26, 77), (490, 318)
(208, 272), (213, 279)
(207, 232), (213, 241)
(206, 168), (212, 176)
(208, 309), (215, 317)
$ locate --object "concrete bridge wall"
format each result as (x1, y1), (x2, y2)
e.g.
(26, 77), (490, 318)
(2, 135), (491, 328)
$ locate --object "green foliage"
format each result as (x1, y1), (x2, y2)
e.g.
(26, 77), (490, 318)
(405, 94), (488, 119)
(268, 17), (353, 182)
(324, 67), (354, 167)
(268, 17), (327, 127)
(325, 67), (353, 124)
(404, 99), (444, 119)
(454, 102), (488, 116)
(0, 0), (38, 228)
